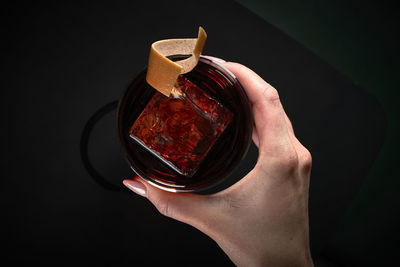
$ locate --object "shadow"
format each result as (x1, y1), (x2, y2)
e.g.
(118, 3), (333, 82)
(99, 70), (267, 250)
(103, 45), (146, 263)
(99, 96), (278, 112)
(80, 100), (128, 193)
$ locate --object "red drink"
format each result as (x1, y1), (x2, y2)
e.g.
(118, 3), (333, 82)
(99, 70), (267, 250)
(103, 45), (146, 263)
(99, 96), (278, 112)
(129, 76), (233, 177)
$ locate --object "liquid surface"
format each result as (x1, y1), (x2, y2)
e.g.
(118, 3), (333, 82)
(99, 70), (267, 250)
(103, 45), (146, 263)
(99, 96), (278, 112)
(130, 75), (233, 176)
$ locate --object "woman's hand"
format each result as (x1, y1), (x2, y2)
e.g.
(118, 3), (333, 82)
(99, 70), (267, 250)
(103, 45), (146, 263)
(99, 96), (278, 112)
(123, 57), (313, 267)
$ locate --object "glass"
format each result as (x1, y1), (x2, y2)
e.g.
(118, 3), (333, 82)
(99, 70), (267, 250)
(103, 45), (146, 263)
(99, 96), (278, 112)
(117, 55), (253, 192)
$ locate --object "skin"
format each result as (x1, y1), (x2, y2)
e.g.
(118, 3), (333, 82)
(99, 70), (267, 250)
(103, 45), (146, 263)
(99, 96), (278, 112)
(123, 57), (314, 267)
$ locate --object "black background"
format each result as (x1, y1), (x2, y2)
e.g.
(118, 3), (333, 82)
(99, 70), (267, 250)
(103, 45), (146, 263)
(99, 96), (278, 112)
(1, 0), (386, 266)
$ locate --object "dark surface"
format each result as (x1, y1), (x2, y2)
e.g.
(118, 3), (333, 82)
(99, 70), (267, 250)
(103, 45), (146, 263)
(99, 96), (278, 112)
(1, 0), (385, 265)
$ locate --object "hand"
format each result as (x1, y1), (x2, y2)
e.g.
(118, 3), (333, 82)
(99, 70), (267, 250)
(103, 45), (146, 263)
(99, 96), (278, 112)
(123, 57), (313, 267)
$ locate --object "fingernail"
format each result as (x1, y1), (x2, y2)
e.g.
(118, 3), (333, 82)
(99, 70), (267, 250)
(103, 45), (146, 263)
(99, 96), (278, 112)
(123, 179), (146, 197)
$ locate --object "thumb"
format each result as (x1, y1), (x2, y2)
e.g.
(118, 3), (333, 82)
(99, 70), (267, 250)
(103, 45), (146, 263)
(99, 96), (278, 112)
(123, 177), (213, 229)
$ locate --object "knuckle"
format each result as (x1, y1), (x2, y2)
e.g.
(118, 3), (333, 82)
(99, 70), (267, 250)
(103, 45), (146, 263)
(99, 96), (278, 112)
(300, 148), (312, 173)
(258, 144), (299, 175)
(263, 86), (280, 104)
(272, 146), (299, 175)
(283, 150), (299, 173)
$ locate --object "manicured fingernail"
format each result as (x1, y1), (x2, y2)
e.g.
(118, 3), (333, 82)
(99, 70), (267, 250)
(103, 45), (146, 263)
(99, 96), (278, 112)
(123, 179), (146, 197)
(203, 55), (226, 63)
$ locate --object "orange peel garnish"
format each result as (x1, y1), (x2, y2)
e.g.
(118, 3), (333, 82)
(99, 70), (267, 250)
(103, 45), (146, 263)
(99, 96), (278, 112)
(146, 27), (207, 97)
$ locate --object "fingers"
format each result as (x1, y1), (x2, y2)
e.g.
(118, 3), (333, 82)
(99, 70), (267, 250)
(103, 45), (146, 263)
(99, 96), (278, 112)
(220, 61), (292, 158)
(205, 56), (307, 174)
(205, 57), (311, 176)
(205, 56), (290, 152)
(123, 177), (213, 230)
